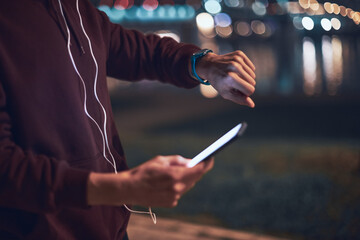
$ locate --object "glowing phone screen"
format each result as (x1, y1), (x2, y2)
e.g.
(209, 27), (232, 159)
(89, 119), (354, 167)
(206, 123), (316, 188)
(187, 122), (247, 168)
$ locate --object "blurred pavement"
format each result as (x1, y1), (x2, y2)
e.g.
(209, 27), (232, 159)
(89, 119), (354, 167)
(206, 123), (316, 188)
(128, 215), (289, 240)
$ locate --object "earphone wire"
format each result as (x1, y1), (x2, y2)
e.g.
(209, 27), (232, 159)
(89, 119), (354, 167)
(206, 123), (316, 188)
(75, 0), (117, 173)
(58, 0), (156, 224)
(57, 0), (115, 170)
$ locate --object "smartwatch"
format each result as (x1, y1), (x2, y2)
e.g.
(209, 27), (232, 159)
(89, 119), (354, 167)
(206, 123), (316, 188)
(191, 49), (213, 85)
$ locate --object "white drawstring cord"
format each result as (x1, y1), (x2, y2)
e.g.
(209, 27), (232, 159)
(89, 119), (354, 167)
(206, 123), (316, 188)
(57, 0), (156, 224)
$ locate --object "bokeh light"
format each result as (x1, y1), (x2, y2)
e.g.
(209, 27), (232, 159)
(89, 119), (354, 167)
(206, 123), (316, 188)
(204, 0), (222, 14)
(142, 0), (159, 11)
(224, 0), (240, 8)
(287, 2), (304, 14)
(302, 16), (314, 30)
(200, 84), (218, 98)
(321, 18), (332, 31)
(114, 0), (134, 10)
(235, 21), (252, 36)
(293, 16), (304, 30)
(196, 12), (215, 37)
(251, 20), (266, 35)
(324, 2), (333, 14)
(215, 25), (233, 38)
(331, 18), (341, 30)
(303, 37), (318, 95)
(339, 5), (347, 17)
(252, 1), (267, 16)
(299, 0), (310, 9)
(309, 0), (319, 11)
(322, 35), (343, 96)
(177, 5), (187, 18)
(214, 13), (232, 27)
(332, 3), (340, 15)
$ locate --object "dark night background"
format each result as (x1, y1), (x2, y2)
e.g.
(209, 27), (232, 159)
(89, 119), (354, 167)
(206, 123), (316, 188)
(92, 0), (360, 239)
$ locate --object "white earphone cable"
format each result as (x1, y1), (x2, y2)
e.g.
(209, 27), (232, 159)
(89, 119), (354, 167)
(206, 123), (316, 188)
(57, 0), (115, 171)
(57, 0), (156, 224)
(75, 0), (117, 173)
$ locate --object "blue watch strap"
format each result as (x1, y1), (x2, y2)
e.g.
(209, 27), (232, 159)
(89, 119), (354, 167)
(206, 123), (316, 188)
(191, 49), (213, 85)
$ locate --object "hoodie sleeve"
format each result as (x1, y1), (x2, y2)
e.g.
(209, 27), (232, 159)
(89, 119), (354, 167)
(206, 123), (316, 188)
(95, 10), (201, 88)
(0, 83), (90, 213)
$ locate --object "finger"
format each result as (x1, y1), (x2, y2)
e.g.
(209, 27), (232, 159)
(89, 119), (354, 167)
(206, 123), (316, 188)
(231, 61), (256, 86)
(167, 155), (189, 166)
(179, 161), (211, 184)
(173, 182), (188, 197)
(201, 157), (214, 172)
(245, 96), (255, 108)
(237, 51), (256, 71)
(227, 93), (255, 108)
(234, 56), (256, 81)
(222, 88), (255, 107)
(228, 72), (255, 96)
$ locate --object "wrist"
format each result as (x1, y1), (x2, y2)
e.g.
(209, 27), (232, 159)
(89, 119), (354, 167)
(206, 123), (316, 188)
(195, 52), (214, 81)
(87, 171), (131, 206)
(190, 49), (213, 85)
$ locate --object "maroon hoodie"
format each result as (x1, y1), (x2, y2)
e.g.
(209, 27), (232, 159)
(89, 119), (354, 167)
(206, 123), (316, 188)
(0, 0), (200, 239)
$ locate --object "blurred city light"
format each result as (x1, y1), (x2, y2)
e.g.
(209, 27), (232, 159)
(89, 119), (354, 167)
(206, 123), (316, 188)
(114, 0), (134, 10)
(214, 13), (232, 27)
(324, 2), (333, 14)
(98, 4), (195, 22)
(303, 37), (319, 95)
(331, 17), (341, 30)
(299, 0), (310, 9)
(252, 1), (267, 16)
(287, 2), (304, 14)
(224, 0), (240, 8)
(340, 5), (347, 17)
(142, 0), (158, 11)
(293, 16), (304, 30)
(302, 16), (314, 30)
(215, 25), (233, 38)
(196, 12), (216, 37)
(204, 0), (222, 14)
(235, 21), (252, 36)
(199, 84), (218, 98)
(310, 0), (319, 11)
(321, 18), (332, 31)
(251, 20), (266, 35)
(322, 36), (343, 95)
(332, 3), (340, 15)
(298, 0), (360, 25)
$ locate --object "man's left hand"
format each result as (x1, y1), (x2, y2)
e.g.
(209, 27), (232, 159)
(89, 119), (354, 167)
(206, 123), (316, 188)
(195, 50), (256, 108)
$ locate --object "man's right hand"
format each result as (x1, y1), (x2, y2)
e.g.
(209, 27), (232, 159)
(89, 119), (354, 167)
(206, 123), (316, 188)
(87, 155), (214, 208)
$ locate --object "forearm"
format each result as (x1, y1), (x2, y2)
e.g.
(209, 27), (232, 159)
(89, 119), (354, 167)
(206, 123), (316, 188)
(106, 23), (200, 88)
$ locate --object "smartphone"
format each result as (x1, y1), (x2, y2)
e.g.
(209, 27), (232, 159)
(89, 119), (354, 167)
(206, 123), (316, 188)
(187, 122), (247, 168)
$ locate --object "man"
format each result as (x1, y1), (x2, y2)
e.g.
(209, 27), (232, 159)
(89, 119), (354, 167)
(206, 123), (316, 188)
(0, 0), (256, 239)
